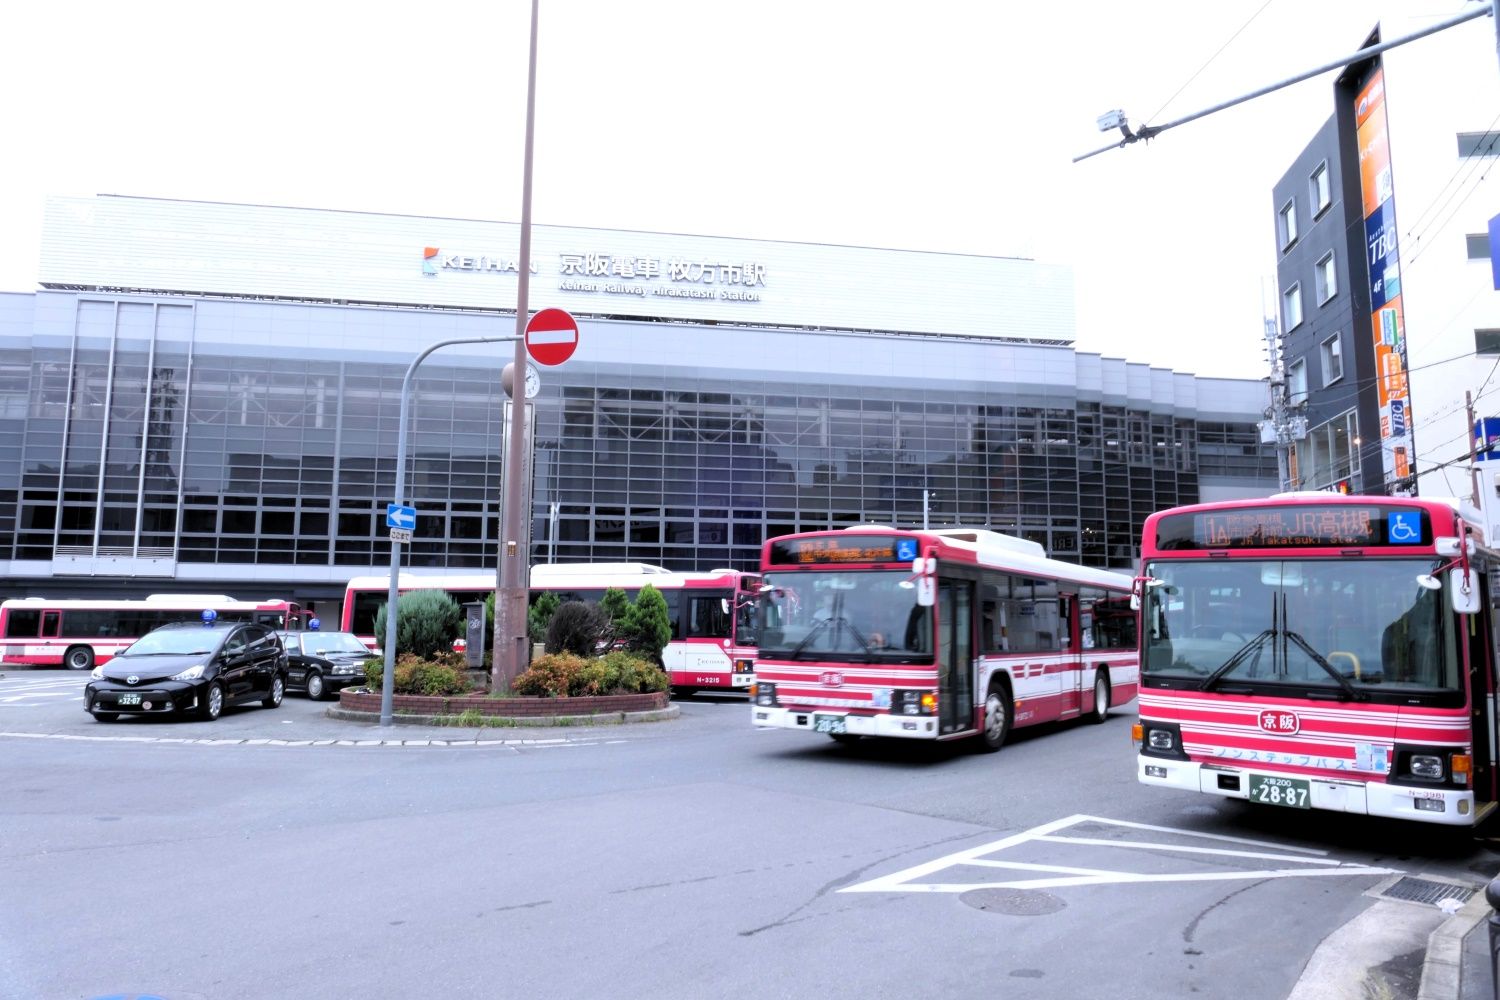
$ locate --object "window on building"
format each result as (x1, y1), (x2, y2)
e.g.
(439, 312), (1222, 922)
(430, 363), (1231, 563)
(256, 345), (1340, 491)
(1321, 333), (1343, 385)
(1477, 329), (1500, 355)
(1315, 251), (1337, 303)
(1278, 199), (1298, 249)
(1283, 283), (1303, 331)
(1288, 359), (1308, 406)
(1457, 132), (1499, 158)
(1309, 162), (1331, 215)
(1293, 409), (1360, 492)
(1468, 234), (1493, 260)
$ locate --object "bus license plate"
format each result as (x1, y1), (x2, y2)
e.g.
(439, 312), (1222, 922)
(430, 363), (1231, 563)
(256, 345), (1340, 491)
(813, 714), (847, 735)
(1248, 774), (1310, 809)
(118, 693), (142, 706)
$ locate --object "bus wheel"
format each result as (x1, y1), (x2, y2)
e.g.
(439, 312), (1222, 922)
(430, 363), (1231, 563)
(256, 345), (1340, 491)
(977, 682), (1012, 753)
(1087, 671), (1111, 724)
(64, 646), (95, 671)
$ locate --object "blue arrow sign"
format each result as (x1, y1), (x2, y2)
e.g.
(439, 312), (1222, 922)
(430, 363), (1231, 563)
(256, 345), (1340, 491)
(386, 503), (416, 530)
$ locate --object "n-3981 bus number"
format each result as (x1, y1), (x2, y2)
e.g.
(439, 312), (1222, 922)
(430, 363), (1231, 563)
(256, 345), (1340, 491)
(1248, 774), (1310, 809)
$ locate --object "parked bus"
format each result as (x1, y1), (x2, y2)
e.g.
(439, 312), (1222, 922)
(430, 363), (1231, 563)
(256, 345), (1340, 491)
(0, 595), (304, 670)
(1134, 492), (1495, 826)
(340, 564), (761, 692)
(749, 526), (1138, 749)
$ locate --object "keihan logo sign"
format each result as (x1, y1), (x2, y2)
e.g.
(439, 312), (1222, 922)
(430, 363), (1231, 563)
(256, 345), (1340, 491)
(422, 247), (534, 276)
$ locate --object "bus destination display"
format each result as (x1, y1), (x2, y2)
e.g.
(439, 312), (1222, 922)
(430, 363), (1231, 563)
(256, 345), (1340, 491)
(768, 535), (912, 565)
(1155, 505), (1429, 550)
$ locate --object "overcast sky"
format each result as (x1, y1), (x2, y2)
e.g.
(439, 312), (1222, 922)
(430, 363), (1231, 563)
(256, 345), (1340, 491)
(0, 0), (1486, 379)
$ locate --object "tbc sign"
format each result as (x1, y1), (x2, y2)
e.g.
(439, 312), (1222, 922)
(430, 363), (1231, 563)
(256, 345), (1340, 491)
(524, 308), (579, 366)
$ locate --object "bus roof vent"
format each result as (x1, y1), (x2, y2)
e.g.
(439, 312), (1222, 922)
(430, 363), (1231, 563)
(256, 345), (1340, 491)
(533, 562), (671, 576)
(708, 568), (736, 574)
(932, 528), (1046, 559)
(146, 594), (237, 602)
(843, 524), (894, 531)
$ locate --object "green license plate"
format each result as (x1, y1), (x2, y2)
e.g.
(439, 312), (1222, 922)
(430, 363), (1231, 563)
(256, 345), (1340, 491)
(813, 714), (847, 735)
(1248, 774), (1310, 809)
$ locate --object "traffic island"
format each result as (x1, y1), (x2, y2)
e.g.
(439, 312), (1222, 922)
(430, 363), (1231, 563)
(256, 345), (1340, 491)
(329, 688), (677, 727)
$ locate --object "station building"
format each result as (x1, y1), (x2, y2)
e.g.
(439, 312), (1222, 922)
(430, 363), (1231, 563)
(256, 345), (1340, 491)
(0, 195), (1278, 611)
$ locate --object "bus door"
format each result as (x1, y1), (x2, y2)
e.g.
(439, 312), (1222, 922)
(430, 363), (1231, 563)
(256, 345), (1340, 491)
(938, 579), (974, 734)
(1475, 566), (1498, 808)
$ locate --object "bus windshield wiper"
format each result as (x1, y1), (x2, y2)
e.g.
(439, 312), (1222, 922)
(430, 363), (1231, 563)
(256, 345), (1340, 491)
(789, 619), (832, 659)
(1285, 631), (1367, 701)
(1199, 630), (1275, 692)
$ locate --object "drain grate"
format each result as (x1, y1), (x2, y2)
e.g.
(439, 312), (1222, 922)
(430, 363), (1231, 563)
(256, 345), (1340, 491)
(1381, 876), (1477, 906)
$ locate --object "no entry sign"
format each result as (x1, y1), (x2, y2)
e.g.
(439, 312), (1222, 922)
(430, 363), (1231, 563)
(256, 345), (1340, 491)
(524, 308), (579, 366)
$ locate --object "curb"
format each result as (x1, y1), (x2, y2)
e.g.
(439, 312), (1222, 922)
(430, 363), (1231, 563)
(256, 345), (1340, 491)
(1420, 890), (1491, 1000)
(324, 704), (681, 728)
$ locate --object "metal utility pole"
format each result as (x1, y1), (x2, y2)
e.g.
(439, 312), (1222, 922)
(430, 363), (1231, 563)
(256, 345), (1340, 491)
(495, 0), (542, 695)
(1257, 314), (1304, 492)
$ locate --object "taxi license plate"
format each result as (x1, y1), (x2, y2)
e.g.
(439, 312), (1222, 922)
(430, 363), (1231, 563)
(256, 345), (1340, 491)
(1248, 774), (1310, 809)
(813, 714), (847, 735)
(118, 693), (142, 706)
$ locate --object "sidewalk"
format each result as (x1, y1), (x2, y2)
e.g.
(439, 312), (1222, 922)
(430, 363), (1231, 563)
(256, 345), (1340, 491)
(1461, 907), (1496, 1000)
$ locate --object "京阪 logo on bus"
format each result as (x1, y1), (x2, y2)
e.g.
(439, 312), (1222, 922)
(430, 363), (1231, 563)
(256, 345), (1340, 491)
(1258, 710), (1299, 735)
(820, 671), (844, 687)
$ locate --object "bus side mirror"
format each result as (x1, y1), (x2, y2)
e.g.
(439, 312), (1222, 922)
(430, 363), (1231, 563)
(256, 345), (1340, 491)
(914, 551), (936, 607)
(1452, 568), (1480, 614)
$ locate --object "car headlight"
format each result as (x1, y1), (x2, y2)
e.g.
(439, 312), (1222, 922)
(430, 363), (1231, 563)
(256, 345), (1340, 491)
(171, 664), (207, 681)
(90, 665), (103, 679)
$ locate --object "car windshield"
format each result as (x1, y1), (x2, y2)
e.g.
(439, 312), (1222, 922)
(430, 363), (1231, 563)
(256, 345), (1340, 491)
(756, 569), (931, 663)
(121, 628), (220, 657)
(1141, 557), (1460, 695)
(297, 633), (371, 656)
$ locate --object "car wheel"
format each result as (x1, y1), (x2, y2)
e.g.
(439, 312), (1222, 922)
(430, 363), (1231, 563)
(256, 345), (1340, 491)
(93, 711), (119, 723)
(305, 671), (325, 701)
(1087, 670), (1111, 725)
(263, 674), (285, 709)
(64, 645), (95, 671)
(200, 682), (224, 721)
(976, 680), (1012, 753)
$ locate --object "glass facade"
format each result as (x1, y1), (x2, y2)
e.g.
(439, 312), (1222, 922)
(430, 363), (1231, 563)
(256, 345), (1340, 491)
(0, 292), (1277, 599)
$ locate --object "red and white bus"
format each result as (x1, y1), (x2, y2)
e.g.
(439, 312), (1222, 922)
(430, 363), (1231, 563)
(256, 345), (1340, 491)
(1134, 493), (1496, 826)
(750, 526), (1138, 749)
(0, 595), (304, 670)
(341, 563), (761, 692)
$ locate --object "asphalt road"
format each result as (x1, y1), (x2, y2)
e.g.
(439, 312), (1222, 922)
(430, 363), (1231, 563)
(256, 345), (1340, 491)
(2, 673), (1497, 1000)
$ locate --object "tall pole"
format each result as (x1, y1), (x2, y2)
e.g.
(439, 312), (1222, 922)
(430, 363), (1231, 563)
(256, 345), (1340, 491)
(496, 0), (541, 693)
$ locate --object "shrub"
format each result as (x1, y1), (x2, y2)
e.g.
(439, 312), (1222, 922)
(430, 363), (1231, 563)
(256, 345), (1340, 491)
(529, 590), (561, 643)
(362, 653), (471, 695)
(373, 588), (462, 659)
(545, 601), (610, 656)
(512, 652), (588, 697)
(597, 650), (670, 693)
(599, 587), (631, 625)
(617, 584), (673, 664)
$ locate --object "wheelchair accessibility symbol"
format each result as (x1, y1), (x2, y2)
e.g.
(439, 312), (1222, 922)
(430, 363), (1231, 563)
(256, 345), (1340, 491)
(1387, 512), (1421, 544)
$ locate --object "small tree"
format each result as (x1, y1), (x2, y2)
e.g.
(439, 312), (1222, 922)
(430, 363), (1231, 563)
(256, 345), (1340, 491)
(529, 590), (561, 643)
(545, 600), (611, 656)
(599, 587), (631, 625)
(618, 583), (673, 665)
(373, 588), (462, 659)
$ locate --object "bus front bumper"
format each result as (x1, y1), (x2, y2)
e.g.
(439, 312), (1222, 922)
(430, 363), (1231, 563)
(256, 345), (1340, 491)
(751, 705), (938, 739)
(1138, 755), (1478, 826)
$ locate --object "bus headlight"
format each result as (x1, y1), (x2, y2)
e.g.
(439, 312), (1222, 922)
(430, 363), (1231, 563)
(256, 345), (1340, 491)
(755, 683), (777, 707)
(1147, 729), (1175, 752)
(1140, 721), (1188, 760)
(1408, 754), (1444, 780)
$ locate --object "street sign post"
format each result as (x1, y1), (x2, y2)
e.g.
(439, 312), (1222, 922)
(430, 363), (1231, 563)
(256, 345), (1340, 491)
(524, 308), (579, 366)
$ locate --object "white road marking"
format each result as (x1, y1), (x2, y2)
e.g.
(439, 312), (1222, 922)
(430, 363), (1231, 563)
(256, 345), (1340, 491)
(840, 813), (1399, 894)
(0, 730), (608, 750)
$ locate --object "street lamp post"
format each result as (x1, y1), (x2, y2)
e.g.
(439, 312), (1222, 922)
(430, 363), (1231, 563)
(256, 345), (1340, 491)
(379, 335), (519, 728)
